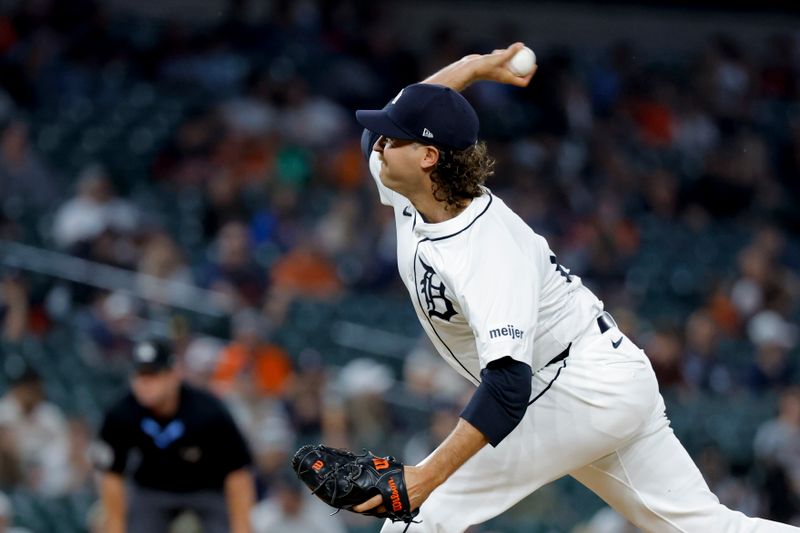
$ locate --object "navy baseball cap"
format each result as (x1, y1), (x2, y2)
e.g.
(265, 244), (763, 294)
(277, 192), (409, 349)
(131, 339), (175, 374)
(356, 83), (479, 150)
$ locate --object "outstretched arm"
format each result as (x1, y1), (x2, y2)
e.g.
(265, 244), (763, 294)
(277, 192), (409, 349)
(353, 418), (488, 514)
(354, 357), (533, 513)
(423, 42), (536, 92)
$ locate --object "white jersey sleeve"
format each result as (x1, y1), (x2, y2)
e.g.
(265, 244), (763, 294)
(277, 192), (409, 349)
(450, 228), (543, 370)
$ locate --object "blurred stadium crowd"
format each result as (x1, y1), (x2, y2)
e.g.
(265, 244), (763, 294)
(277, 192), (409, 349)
(0, 0), (799, 531)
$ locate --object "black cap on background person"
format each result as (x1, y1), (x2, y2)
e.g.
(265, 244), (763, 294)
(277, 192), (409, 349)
(131, 339), (175, 375)
(128, 338), (181, 415)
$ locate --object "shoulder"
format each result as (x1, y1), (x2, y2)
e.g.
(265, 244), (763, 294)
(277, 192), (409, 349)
(180, 384), (232, 419)
(476, 194), (548, 255)
(103, 391), (139, 422)
(182, 383), (222, 407)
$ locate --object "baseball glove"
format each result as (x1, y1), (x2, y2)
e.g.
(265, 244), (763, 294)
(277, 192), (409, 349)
(292, 444), (419, 527)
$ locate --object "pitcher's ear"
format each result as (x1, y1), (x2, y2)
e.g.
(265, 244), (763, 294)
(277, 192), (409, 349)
(420, 145), (440, 171)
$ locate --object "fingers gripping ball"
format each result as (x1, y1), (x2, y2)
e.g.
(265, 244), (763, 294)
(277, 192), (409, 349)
(508, 46), (536, 77)
(292, 444), (419, 527)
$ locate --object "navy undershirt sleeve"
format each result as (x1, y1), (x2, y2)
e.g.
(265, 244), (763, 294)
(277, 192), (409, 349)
(460, 357), (532, 447)
(361, 128), (380, 161)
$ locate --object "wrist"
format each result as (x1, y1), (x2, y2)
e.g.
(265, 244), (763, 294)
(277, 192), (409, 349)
(424, 56), (481, 92)
(457, 56), (482, 85)
(417, 460), (447, 487)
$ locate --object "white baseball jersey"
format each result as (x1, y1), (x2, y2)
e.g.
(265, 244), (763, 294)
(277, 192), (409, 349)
(369, 148), (800, 533)
(368, 152), (603, 383)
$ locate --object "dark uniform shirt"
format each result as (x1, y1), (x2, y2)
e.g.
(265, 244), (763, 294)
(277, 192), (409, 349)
(97, 383), (252, 492)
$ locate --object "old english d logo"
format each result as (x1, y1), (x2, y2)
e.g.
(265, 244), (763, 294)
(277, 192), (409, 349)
(419, 258), (457, 321)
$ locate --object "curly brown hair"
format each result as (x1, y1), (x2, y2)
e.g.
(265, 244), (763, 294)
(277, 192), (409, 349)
(430, 141), (495, 211)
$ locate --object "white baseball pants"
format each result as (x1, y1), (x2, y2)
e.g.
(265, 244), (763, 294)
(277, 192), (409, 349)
(382, 320), (798, 533)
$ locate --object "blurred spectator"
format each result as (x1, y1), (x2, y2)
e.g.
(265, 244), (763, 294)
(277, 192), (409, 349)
(250, 473), (347, 533)
(673, 95), (720, 165)
(334, 358), (395, 450)
(158, 34), (247, 94)
(746, 310), (797, 393)
(748, 311), (798, 351)
(747, 343), (795, 393)
(182, 336), (224, 388)
(403, 336), (471, 402)
(0, 423), (21, 490)
(682, 310), (733, 394)
(0, 276), (27, 343)
(250, 413), (295, 499)
(219, 73), (278, 137)
(315, 194), (361, 257)
(754, 387), (800, 523)
(75, 290), (140, 363)
(136, 232), (196, 307)
(211, 308), (292, 399)
(0, 368), (70, 496)
(51, 164), (139, 251)
(643, 329), (685, 388)
(403, 398), (462, 465)
(66, 417), (94, 493)
(266, 238), (343, 323)
(202, 168), (252, 238)
(730, 245), (773, 319)
(276, 77), (350, 148)
(0, 117), (58, 210)
(203, 220), (266, 309)
(283, 349), (327, 442)
(0, 491), (32, 533)
(269, 239), (342, 298)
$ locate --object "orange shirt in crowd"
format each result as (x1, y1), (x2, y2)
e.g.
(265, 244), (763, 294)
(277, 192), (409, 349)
(270, 248), (342, 298)
(212, 342), (293, 396)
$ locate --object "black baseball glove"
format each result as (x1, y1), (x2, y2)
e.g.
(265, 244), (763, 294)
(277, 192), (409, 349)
(292, 444), (419, 527)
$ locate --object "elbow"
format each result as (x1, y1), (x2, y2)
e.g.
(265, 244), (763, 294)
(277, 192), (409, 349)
(460, 357), (532, 447)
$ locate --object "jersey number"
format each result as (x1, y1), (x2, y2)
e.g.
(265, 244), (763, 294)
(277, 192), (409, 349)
(550, 255), (572, 283)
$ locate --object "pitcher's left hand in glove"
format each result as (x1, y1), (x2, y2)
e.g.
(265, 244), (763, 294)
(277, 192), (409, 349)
(292, 444), (419, 526)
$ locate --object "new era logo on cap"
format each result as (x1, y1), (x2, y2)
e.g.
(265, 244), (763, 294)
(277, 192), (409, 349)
(356, 83), (479, 150)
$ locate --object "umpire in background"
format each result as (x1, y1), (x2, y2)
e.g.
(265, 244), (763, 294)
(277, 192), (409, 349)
(94, 339), (254, 533)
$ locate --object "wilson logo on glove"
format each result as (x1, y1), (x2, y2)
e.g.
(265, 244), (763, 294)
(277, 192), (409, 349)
(388, 477), (403, 511)
(292, 444), (420, 531)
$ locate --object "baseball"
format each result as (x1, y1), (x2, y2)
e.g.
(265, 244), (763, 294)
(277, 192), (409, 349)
(508, 46), (536, 77)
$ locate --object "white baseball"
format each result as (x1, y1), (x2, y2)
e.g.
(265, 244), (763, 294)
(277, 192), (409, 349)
(508, 46), (536, 77)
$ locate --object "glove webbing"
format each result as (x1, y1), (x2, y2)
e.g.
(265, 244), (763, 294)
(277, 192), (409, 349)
(296, 446), (421, 531)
